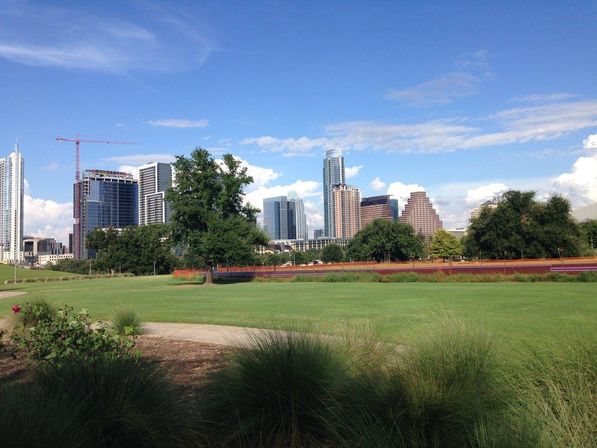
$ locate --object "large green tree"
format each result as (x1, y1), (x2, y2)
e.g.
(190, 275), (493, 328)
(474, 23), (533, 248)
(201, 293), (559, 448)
(464, 191), (581, 259)
(579, 219), (597, 255)
(347, 219), (425, 262)
(430, 229), (463, 261)
(86, 224), (175, 275)
(165, 148), (268, 282)
(321, 243), (344, 263)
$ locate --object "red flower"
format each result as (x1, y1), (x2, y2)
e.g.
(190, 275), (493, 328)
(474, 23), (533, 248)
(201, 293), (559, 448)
(12, 304), (21, 314)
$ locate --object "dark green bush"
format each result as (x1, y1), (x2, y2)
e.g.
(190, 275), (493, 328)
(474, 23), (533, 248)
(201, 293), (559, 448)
(0, 357), (198, 448)
(113, 309), (142, 336)
(13, 298), (56, 328)
(197, 331), (349, 447)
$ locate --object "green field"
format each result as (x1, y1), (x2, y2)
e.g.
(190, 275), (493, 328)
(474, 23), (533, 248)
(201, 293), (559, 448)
(2, 275), (595, 347)
(0, 264), (80, 284)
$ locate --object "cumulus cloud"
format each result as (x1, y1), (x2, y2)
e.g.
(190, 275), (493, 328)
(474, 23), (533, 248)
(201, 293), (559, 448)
(386, 181), (426, 211)
(583, 134), (597, 149)
(464, 183), (508, 204)
(237, 158), (281, 188)
(345, 165), (364, 179)
(147, 119), (208, 128)
(24, 195), (72, 245)
(369, 177), (386, 191)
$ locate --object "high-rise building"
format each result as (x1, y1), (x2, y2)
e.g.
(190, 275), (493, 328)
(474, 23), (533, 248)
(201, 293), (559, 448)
(263, 196), (289, 240)
(0, 143), (24, 263)
(360, 195), (394, 229)
(469, 195), (502, 222)
(323, 148), (345, 237)
(389, 199), (399, 220)
(74, 170), (138, 259)
(263, 194), (307, 240)
(313, 229), (325, 239)
(399, 191), (442, 238)
(333, 184), (361, 239)
(288, 191), (307, 240)
(138, 162), (173, 225)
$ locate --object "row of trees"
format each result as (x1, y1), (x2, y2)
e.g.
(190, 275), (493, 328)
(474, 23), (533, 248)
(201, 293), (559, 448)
(52, 147), (596, 277)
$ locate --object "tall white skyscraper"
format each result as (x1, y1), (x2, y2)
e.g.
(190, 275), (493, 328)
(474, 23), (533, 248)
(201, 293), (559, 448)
(138, 162), (173, 225)
(0, 143), (24, 262)
(323, 148), (345, 238)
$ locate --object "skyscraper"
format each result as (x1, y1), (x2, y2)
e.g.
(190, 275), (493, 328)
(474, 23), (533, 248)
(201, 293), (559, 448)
(138, 162), (173, 225)
(74, 170), (138, 259)
(288, 191), (307, 240)
(263, 196), (289, 240)
(323, 148), (345, 237)
(0, 143), (24, 262)
(399, 191), (442, 238)
(333, 184), (361, 239)
(360, 195), (394, 229)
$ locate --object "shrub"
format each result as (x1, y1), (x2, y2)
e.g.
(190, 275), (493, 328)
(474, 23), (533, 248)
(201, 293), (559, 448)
(197, 330), (349, 447)
(576, 271), (597, 282)
(13, 298), (56, 328)
(0, 357), (198, 448)
(11, 304), (133, 365)
(113, 309), (143, 336)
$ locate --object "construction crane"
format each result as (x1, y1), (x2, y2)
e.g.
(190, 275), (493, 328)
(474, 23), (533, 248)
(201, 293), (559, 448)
(56, 133), (135, 259)
(56, 133), (135, 182)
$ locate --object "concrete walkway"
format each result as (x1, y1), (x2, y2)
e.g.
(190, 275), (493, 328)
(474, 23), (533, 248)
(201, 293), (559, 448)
(142, 322), (281, 346)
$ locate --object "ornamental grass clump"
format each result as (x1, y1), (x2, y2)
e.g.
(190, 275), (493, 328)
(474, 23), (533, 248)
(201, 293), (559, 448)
(113, 308), (143, 336)
(197, 330), (350, 447)
(330, 319), (540, 447)
(0, 357), (198, 448)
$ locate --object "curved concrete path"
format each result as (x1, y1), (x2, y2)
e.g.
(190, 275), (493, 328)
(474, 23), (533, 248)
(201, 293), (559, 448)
(142, 322), (283, 347)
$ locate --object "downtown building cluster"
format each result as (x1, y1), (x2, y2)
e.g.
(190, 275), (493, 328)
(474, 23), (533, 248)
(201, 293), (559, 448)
(262, 148), (443, 252)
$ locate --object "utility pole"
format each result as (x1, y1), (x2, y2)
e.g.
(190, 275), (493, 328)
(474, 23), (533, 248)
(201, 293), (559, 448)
(153, 260), (156, 276)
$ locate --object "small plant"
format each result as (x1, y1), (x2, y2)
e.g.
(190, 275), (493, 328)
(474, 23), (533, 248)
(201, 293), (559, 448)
(11, 304), (134, 365)
(13, 298), (56, 328)
(113, 309), (143, 336)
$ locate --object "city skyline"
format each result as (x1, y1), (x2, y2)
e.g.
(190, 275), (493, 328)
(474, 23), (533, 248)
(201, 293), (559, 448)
(1, 1), (596, 245)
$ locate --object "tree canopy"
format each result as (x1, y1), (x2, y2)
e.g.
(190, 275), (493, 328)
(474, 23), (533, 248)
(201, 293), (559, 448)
(430, 229), (463, 261)
(165, 148), (268, 280)
(464, 191), (582, 259)
(346, 219), (425, 262)
(85, 224), (176, 275)
(321, 244), (344, 263)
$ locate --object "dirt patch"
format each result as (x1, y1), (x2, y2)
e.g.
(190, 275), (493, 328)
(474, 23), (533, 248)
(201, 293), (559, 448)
(0, 336), (232, 390)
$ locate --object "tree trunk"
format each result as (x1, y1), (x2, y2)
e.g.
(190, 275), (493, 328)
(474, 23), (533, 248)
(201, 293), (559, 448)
(205, 266), (214, 284)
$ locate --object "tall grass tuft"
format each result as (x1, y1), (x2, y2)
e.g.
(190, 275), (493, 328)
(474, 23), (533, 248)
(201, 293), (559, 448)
(197, 330), (350, 447)
(331, 318), (540, 447)
(0, 357), (198, 447)
(113, 308), (142, 335)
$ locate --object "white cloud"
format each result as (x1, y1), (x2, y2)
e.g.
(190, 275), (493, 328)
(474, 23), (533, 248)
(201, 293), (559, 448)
(24, 195), (72, 245)
(242, 99), (597, 155)
(147, 119), (208, 128)
(583, 134), (597, 149)
(464, 183), (508, 204)
(369, 177), (386, 191)
(245, 180), (321, 210)
(241, 136), (329, 157)
(386, 181), (426, 211)
(236, 158), (281, 188)
(105, 154), (176, 165)
(345, 165), (364, 179)
(552, 158), (597, 204)
(388, 72), (479, 106)
(510, 93), (577, 103)
(0, 3), (214, 72)
(118, 165), (140, 179)
(303, 199), (324, 232)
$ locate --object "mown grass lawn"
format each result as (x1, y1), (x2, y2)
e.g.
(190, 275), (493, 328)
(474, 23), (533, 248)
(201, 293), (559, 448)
(0, 264), (80, 284)
(1, 275), (595, 346)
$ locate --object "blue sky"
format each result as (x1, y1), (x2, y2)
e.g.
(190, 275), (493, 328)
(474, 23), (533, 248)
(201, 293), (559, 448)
(1, 0), (596, 242)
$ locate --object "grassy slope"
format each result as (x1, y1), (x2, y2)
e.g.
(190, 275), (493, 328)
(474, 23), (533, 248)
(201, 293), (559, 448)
(0, 264), (80, 284)
(1, 275), (595, 347)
